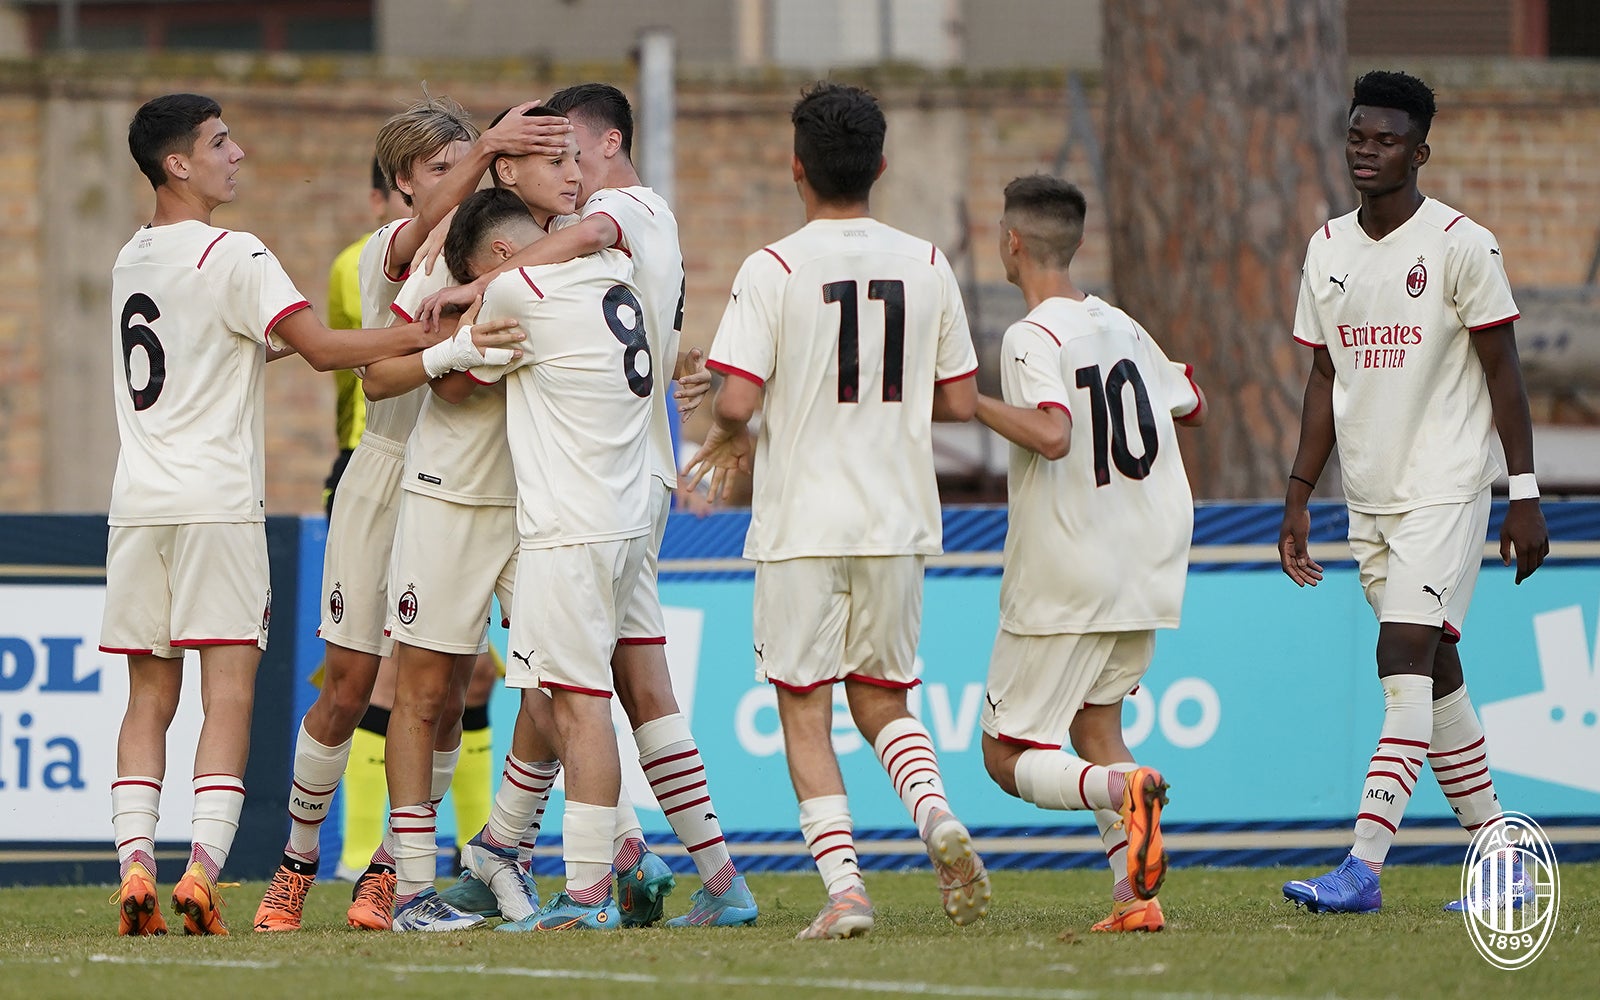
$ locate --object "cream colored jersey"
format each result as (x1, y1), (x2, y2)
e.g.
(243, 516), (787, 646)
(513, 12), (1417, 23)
(357, 217), (413, 328)
(1292, 198), (1518, 514)
(470, 250), (652, 548)
(364, 263), (447, 446)
(707, 218), (979, 560)
(997, 297), (1198, 634)
(583, 186), (684, 487)
(108, 221), (309, 526)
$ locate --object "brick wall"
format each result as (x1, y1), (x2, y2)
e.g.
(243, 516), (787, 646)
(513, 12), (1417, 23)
(0, 55), (1595, 512)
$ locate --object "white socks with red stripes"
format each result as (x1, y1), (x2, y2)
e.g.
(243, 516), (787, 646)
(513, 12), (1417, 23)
(191, 773), (245, 882)
(1428, 684), (1504, 835)
(1014, 748), (1123, 812)
(483, 753), (559, 854)
(637, 714), (737, 895)
(285, 724), (350, 865)
(563, 800), (616, 906)
(390, 802), (438, 901)
(872, 717), (952, 837)
(1092, 761), (1141, 902)
(113, 776), (162, 880)
(1351, 673), (1433, 874)
(799, 794), (863, 895)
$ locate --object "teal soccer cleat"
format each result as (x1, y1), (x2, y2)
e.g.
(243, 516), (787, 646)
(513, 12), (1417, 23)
(665, 874), (758, 927)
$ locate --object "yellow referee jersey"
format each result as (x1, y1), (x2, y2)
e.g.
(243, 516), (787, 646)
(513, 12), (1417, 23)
(328, 233), (371, 450)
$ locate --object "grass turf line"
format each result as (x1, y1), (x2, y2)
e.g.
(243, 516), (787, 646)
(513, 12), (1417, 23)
(0, 865), (1594, 1000)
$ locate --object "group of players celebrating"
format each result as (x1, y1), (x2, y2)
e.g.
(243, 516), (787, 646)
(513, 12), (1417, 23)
(102, 65), (1546, 941)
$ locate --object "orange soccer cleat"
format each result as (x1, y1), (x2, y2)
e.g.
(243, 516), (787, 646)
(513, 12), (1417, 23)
(1092, 897), (1165, 933)
(347, 866), (397, 930)
(254, 861), (315, 932)
(112, 862), (168, 936)
(171, 863), (230, 936)
(1118, 767), (1170, 900)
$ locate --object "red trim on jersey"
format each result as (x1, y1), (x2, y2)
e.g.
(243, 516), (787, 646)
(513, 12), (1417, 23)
(100, 645), (155, 656)
(618, 189), (656, 215)
(935, 365), (979, 386)
(467, 370), (495, 386)
(1293, 335), (1327, 349)
(1037, 401), (1071, 417)
(706, 359), (765, 387)
(843, 672), (922, 691)
(539, 680), (613, 698)
(171, 638), (258, 648)
(390, 301), (415, 324)
(1445, 214), (1467, 231)
(1356, 811), (1398, 834)
(382, 219), (413, 281)
(761, 247), (791, 273)
(1322, 222), (1332, 239)
(990, 731), (1063, 750)
(617, 636), (666, 645)
(1176, 362), (1204, 420)
(769, 676), (837, 694)
(265, 301), (311, 339)
(929, 244), (938, 266)
(588, 211), (630, 254)
(196, 231), (229, 269)
(519, 268), (545, 298)
(1443, 620), (1463, 642)
(1468, 313), (1519, 333)
(1021, 319), (1061, 345)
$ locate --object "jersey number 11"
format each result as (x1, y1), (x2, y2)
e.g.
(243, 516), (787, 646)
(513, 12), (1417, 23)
(825, 279), (905, 404)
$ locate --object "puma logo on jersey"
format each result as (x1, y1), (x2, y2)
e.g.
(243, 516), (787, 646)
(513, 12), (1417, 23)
(1329, 274), (1348, 292)
(985, 692), (999, 712)
(1489, 248), (1501, 256)
(754, 643), (764, 662)
(252, 250), (268, 258)
(510, 649), (533, 667)
(1014, 353), (1030, 367)
(1422, 584), (1448, 607)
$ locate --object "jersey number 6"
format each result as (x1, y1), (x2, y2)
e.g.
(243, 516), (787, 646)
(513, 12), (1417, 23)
(120, 293), (166, 411)
(1075, 360), (1158, 486)
(603, 283), (654, 398)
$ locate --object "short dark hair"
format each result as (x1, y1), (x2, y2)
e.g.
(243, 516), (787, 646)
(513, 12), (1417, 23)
(1350, 70), (1436, 140)
(128, 93), (222, 189)
(443, 187), (534, 285)
(370, 156), (386, 193)
(547, 83), (634, 159)
(1003, 175), (1087, 268)
(791, 82), (886, 204)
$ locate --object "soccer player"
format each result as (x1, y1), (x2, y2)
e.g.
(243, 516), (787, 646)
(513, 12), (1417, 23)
(105, 93), (512, 937)
(454, 186), (655, 931)
(1279, 70), (1548, 914)
(424, 84), (749, 928)
(689, 82), (990, 940)
(974, 175), (1204, 934)
(255, 96), (560, 932)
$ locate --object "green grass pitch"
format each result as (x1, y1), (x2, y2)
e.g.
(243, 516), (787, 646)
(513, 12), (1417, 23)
(1, 865), (1595, 999)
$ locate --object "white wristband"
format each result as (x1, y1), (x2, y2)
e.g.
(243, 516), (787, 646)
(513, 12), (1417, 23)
(420, 335), (456, 379)
(1508, 473), (1539, 501)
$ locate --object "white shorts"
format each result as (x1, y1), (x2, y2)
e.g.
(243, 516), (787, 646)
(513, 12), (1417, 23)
(1348, 491), (1491, 641)
(100, 522), (270, 658)
(505, 536), (648, 696)
(617, 483), (671, 645)
(752, 556), (924, 693)
(980, 629), (1153, 749)
(318, 435), (405, 657)
(386, 492), (516, 656)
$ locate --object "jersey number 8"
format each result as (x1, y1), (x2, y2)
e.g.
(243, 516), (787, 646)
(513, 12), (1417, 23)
(120, 293), (166, 411)
(603, 283), (653, 398)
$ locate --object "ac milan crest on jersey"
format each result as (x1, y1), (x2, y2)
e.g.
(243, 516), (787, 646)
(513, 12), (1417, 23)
(397, 586), (418, 626)
(1406, 259), (1428, 297)
(328, 586), (344, 624)
(262, 588), (273, 632)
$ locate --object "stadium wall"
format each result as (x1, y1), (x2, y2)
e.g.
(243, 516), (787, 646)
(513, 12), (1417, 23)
(0, 56), (1597, 515)
(3, 501), (1598, 885)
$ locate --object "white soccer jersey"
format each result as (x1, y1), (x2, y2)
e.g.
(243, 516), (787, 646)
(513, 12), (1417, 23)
(706, 218), (979, 560)
(108, 221), (308, 526)
(357, 218), (412, 328)
(363, 263), (448, 446)
(584, 186), (684, 488)
(1292, 198), (1519, 514)
(997, 296), (1198, 634)
(470, 250), (652, 548)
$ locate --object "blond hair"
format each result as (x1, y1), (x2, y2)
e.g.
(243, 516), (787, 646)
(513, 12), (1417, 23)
(373, 93), (479, 206)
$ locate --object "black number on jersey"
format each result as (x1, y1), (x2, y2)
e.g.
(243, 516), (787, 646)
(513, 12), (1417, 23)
(1074, 360), (1159, 486)
(120, 293), (166, 411)
(673, 275), (686, 333)
(824, 278), (906, 403)
(603, 283), (654, 398)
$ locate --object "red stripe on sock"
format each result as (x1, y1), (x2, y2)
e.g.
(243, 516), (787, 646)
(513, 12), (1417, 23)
(1433, 754), (1487, 776)
(500, 770), (540, 793)
(643, 748), (700, 771)
(113, 779), (162, 791)
(117, 837), (150, 850)
(1446, 779), (1496, 798)
(1356, 811), (1398, 834)
(1378, 737), (1430, 750)
(687, 836), (726, 853)
(879, 732), (921, 762)
(663, 795), (712, 817)
(648, 763), (705, 787)
(1438, 766), (1490, 788)
(291, 778), (334, 797)
(1427, 736), (1485, 759)
(911, 791), (943, 818)
(813, 843), (854, 862)
(1105, 839), (1128, 858)
(1370, 754), (1420, 777)
(1365, 770), (1415, 794)
(1077, 768), (1091, 809)
(194, 785), (246, 796)
(391, 825), (436, 834)
(655, 780), (708, 803)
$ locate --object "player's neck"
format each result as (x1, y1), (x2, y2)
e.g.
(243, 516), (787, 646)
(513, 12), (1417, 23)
(804, 198), (871, 222)
(599, 158), (642, 190)
(1356, 185), (1425, 241)
(1016, 267), (1083, 310)
(148, 185), (215, 227)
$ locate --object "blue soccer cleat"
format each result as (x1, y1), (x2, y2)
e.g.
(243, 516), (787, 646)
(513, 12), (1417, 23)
(437, 870), (504, 919)
(616, 850), (675, 927)
(665, 874), (759, 928)
(1283, 855), (1382, 914)
(495, 891), (619, 932)
(1445, 851), (1534, 913)
(391, 887), (485, 932)
(458, 838), (540, 923)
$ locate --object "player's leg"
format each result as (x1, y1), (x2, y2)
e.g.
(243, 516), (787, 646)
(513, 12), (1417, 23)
(449, 652), (499, 862)
(845, 555), (990, 926)
(1069, 702), (1162, 932)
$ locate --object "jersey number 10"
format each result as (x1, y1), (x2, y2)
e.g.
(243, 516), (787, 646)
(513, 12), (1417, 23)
(1075, 361), (1159, 486)
(824, 279), (905, 404)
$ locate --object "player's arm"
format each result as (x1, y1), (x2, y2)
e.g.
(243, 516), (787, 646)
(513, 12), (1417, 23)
(1280, 346), (1335, 588)
(418, 215), (619, 330)
(266, 342), (299, 363)
(686, 373), (761, 502)
(932, 374), (978, 422)
(272, 307), (505, 373)
(363, 296), (525, 400)
(975, 394), (1070, 459)
(1473, 321), (1549, 583)
(431, 371), (481, 404)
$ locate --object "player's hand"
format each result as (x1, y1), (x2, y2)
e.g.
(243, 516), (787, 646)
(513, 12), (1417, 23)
(685, 422), (755, 504)
(1501, 498), (1549, 584)
(459, 295), (523, 365)
(486, 101), (573, 157)
(675, 483), (715, 518)
(419, 278), (487, 334)
(1279, 504), (1323, 587)
(414, 207), (458, 278)
(673, 349), (711, 418)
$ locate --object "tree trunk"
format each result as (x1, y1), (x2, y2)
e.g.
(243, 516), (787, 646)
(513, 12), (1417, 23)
(1103, 0), (1349, 498)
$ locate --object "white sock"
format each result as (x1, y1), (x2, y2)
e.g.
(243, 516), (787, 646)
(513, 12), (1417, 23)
(286, 724), (350, 863)
(390, 802), (438, 901)
(112, 776), (162, 880)
(483, 754), (554, 850)
(1092, 762), (1139, 902)
(637, 714), (736, 891)
(798, 794), (863, 896)
(191, 773), (246, 881)
(1427, 685), (1504, 834)
(563, 799), (616, 906)
(1351, 674), (1433, 872)
(1014, 748), (1120, 811)
(872, 717), (952, 835)
(431, 746), (460, 806)
(612, 788), (648, 869)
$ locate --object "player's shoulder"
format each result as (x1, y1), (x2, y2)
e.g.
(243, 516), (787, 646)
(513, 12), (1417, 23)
(1309, 208), (1361, 250)
(194, 225), (273, 275)
(515, 248), (632, 296)
(587, 185), (669, 217)
(1422, 199), (1499, 247)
